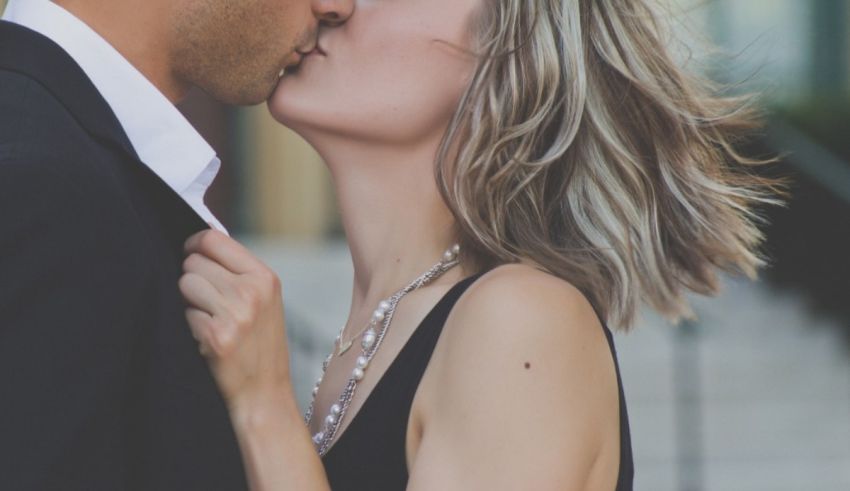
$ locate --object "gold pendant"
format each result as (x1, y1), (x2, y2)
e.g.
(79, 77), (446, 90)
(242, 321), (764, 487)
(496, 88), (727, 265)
(337, 339), (353, 357)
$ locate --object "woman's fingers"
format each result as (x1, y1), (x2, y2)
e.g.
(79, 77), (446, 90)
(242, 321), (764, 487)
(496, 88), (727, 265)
(186, 307), (216, 356)
(179, 271), (227, 318)
(183, 252), (238, 296)
(181, 233), (283, 358)
(185, 229), (264, 275)
(180, 231), (292, 407)
(180, 231), (291, 407)
(186, 307), (238, 359)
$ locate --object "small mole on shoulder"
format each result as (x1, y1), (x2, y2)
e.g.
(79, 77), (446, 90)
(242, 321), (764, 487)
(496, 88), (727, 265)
(524, 362), (531, 370)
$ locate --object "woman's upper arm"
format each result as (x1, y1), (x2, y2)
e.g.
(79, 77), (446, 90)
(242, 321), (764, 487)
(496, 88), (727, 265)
(407, 265), (621, 491)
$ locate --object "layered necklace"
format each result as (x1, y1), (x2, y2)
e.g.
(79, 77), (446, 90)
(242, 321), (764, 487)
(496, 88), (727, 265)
(305, 244), (461, 456)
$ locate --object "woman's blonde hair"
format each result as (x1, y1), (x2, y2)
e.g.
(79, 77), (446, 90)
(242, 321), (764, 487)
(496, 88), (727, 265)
(436, 0), (783, 329)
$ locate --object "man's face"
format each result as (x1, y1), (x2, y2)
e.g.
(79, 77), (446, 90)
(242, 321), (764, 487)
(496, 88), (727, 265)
(171, 0), (347, 105)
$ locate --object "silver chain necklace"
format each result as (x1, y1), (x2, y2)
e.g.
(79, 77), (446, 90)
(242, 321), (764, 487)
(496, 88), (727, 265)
(305, 244), (461, 456)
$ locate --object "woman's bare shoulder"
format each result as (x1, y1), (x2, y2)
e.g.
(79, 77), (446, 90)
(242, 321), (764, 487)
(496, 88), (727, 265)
(411, 263), (621, 489)
(451, 262), (605, 340)
(439, 262), (614, 383)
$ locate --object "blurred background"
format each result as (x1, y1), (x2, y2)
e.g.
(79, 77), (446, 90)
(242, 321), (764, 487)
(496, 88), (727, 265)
(4, 0), (848, 489)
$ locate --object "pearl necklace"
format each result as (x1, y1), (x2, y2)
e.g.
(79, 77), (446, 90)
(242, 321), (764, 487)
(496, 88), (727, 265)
(305, 244), (461, 456)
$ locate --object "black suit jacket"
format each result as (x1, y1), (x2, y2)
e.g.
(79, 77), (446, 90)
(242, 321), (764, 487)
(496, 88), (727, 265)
(0, 21), (249, 490)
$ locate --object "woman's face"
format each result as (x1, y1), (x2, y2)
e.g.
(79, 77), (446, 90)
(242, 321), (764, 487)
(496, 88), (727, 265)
(268, 0), (482, 147)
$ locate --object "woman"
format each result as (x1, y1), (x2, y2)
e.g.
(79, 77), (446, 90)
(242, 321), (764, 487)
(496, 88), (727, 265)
(178, 0), (778, 489)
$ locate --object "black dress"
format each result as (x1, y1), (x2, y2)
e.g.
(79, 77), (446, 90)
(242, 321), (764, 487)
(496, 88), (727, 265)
(322, 274), (635, 490)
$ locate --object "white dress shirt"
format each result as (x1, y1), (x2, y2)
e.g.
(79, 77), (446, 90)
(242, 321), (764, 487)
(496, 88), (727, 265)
(2, 0), (227, 233)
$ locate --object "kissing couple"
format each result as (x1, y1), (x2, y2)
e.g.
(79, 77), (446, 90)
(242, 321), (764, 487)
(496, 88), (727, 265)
(1, 0), (778, 490)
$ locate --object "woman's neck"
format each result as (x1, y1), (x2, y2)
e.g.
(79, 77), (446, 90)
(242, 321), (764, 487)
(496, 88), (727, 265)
(316, 136), (463, 316)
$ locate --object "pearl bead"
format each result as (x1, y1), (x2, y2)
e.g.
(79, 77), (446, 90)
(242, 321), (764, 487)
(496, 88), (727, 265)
(352, 367), (365, 380)
(443, 250), (455, 262)
(330, 404), (341, 416)
(361, 329), (377, 350)
(452, 244), (461, 254)
(379, 300), (391, 312)
(325, 414), (337, 426)
(314, 432), (324, 444)
(312, 386), (319, 396)
(356, 356), (369, 369)
(372, 309), (385, 323)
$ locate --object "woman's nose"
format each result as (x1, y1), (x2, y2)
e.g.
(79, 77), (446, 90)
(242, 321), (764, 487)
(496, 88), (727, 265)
(312, 0), (355, 26)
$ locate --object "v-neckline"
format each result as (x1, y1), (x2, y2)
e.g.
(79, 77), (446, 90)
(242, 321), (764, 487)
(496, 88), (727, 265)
(322, 274), (481, 458)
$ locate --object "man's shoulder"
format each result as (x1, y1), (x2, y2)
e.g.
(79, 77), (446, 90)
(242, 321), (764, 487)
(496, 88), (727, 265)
(0, 68), (94, 152)
(0, 69), (132, 198)
(0, 69), (41, 147)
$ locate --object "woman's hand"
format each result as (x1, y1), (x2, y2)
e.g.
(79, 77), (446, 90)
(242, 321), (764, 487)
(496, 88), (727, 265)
(179, 229), (292, 416)
(180, 230), (330, 491)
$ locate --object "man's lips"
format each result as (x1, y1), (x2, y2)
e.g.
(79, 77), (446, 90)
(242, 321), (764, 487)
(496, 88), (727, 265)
(298, 43), (327, 58)
(281, 45), (326, 77)
(279, 53), (303, 77)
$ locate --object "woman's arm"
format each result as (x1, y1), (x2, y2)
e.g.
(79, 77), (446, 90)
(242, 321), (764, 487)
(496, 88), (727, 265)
(230, 388), (329, 491)
(179, 230), (330, 491)
(178, 232), (621, 491)
(407, 264), (622, 491)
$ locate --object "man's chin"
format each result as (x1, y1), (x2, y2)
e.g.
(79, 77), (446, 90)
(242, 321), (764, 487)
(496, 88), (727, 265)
(239, 85), (278, 107)
(202, 77), (278, 107)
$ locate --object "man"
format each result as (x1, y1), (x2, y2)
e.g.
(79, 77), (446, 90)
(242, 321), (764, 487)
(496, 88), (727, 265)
(0, 0), (353, 489)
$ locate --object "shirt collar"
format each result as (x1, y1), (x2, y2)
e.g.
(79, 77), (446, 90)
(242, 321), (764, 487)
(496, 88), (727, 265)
(1, 0), (218, 196)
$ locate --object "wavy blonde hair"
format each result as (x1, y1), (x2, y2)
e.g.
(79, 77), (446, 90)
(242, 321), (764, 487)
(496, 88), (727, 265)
(436, 0), (782, 329)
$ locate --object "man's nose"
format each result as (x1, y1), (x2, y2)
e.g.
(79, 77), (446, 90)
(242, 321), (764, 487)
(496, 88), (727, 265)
(312, 0), (355, 26)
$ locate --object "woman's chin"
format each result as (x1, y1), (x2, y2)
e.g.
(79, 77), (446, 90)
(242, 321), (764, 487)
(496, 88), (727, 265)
(266, 81), (319, 133)
(267, 81), (340, 139)
(266, 78), (295, 124)
(266, 85), (331, 151)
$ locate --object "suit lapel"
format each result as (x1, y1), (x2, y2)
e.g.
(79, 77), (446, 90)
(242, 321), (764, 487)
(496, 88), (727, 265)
(0, 20), (210, 253)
